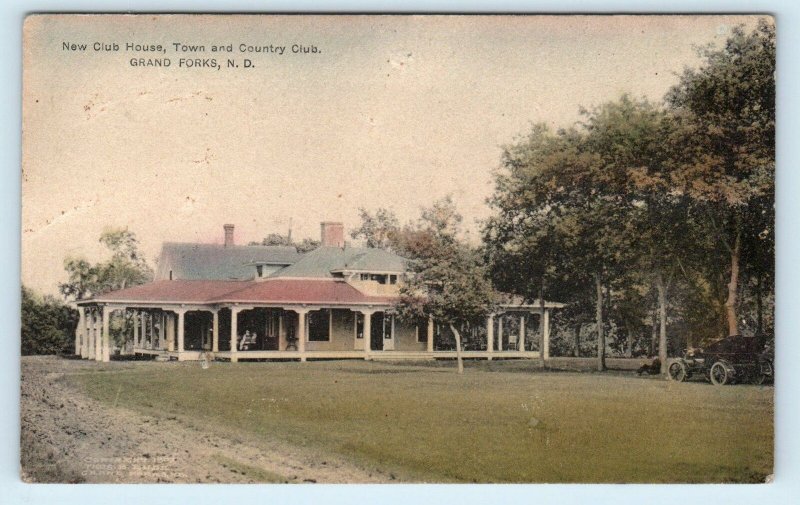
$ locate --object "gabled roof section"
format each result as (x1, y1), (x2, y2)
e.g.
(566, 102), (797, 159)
(270, 246), (407, 279)
(212, 278), (395, 305)
(156, 243), (302, 281)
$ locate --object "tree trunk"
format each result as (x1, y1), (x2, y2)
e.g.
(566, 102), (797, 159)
(656, 273), (668, 376)
(649, 308), (657, 356)
(725, 230), (741, 336)
(595, 273), (605, 372)
(574, 323), (582, 357)
(450, 324), (464, 375)
(625, 322), (634, 358)
(539, 283), (546, 368)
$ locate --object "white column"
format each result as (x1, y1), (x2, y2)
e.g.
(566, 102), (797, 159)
(519, 314), (526, 351)
(362, 311), (372, 357)
(497, 316), (504, 352)
(148, 311), (155, 350)
(543, 308), (551, 360)
(157, 312), (164, 350)
(132, 310), (139, 351)
(75, 308), (84, 355)
(427, 316), (434, 353)
(94, 310), (102, 361)
(486, 315), (494, 358)
(176, 309), (186, 360)
(230, 307), (240, 362)
(81, 308), (90, 358)
(212, 309), (219, 353)
(166, 313), (175, 352)
(278, 312), (285, 350)
(101, 306), (111, 362)
(296, 309), (309, 362)
(87, 309), (95, 360)
(87, 309), (97, 360)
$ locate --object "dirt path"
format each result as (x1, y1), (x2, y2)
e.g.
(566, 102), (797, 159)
(20, 356), (392, 483)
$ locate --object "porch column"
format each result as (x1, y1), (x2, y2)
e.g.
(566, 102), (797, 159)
(296, 309), (309, 362)
(359, 310), (374, 358)
(176, 309), (186, 360)
(230, 307), (240, 363)
(486, 315), (495, 359)
(497, 315), (504, 352)
(148, 311), (155, 350)
(132, 309), (139, 351)
(75, 307), (84, 355)
(278, 312), (285, 351)
(543, 308), (551, 360)
(94, 309), (102, 361)
(101, 306), (111, 362)
(161, 313), (166, 350)
(140, 311), (146, 349)
(81, 307), (90, 358)
(166, 312), (175, 352)
(86, 309), (94, 360)
(519, 314), (526, 351)
(427, 316), (434, 353)
(212, 309), (219, 353)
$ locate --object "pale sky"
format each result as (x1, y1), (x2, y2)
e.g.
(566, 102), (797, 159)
(22, 14), (766, 295)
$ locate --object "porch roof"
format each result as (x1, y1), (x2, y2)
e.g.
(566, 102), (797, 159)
(78, 280), (251, 305)
(77, 278), (396, 307)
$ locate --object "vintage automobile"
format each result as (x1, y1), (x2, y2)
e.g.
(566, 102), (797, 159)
(668, 335), (774, 385)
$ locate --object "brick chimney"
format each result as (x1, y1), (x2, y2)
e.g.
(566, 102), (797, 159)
(223, 224), (235, 247)
(320, 221), (345, 248)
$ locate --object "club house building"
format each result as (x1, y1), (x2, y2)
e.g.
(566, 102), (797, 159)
(75, 223), (563, 362)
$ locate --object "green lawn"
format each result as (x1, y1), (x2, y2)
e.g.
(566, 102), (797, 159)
(68, 360), (773, 483)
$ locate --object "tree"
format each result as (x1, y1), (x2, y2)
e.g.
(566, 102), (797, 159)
(350, 207), (401, 249)
(396, 199), (497, 374)
(666, 20), (775, 336)
(22, 286), (78, 355)
(60, 228), (153, 301)
(249, 233), (320, 253)
(485, 122), (629, 371)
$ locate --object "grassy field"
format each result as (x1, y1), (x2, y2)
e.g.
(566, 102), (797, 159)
(68, 359), (773, 483)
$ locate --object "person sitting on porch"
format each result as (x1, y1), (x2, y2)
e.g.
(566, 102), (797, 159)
(239, 330), (250, 351)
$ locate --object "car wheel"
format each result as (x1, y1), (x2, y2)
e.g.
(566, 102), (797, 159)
(755, 360), (773, 385)
(710, 361), (730, 386)
(668, 361), (687, 382)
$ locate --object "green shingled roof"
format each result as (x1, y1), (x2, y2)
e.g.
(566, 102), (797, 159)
(155, 243), (302, 281)
(270, 246), (407, 278)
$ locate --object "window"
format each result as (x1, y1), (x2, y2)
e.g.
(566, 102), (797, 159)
(256, 265), (263, 277)
(307, 309), (331, 341)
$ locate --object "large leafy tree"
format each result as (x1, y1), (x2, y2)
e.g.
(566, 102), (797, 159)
(666, 20), (775, 337)
(485, 122), (631, 371)
(22, 286), (78, 355)
(350, 207), (401, 249)
(396, 199), (498, 374)
(60, 228), (153, 301)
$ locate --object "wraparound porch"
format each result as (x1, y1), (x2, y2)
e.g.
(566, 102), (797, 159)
(75, 301), (556, 363)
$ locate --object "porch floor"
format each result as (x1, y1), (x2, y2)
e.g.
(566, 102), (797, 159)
(133, 348), (541, 361)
